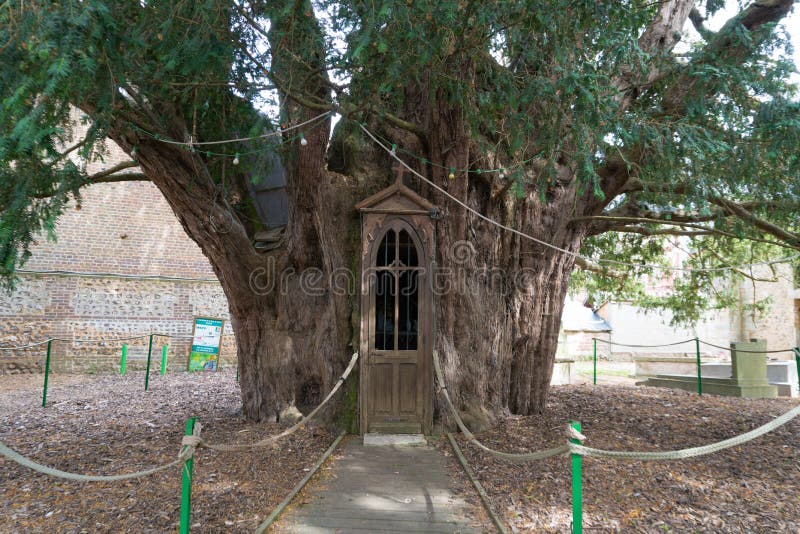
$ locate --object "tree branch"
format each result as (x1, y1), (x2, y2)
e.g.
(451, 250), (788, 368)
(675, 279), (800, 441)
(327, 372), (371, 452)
(606, 224), (788, 248)
(662, 0), (794, 115)
(85, 161), (141, 182)
(87, 171), (148, 184)
(703, 246), (780, 282)
(573, 256), (627, 279)
(33, 162), (147, 199)
(55, 139), (86, 163)
(707, 195), (800, 248)
(610, 226), (716, 237)
(577, 215), (717, 231)
(592, 2), (794, 215)
(688, 8), (713, 41)
(611, 0), (695, 111)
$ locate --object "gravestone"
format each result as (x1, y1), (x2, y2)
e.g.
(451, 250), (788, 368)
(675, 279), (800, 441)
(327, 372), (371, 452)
(728, 339), (778, 398)
(640, 338), (778, 398)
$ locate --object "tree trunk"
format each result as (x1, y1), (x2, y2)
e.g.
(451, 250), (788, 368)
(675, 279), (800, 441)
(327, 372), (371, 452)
(102, 2), (588, 427)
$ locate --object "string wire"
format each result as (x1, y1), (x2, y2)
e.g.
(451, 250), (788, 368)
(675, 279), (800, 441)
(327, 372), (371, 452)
(357, 121), (800, 274)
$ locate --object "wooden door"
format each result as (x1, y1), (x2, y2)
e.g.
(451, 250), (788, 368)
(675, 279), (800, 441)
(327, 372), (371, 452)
(366, 222), (426, 433)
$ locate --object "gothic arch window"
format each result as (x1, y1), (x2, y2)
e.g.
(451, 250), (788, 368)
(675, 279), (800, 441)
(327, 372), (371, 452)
(374, 227), (419, 351)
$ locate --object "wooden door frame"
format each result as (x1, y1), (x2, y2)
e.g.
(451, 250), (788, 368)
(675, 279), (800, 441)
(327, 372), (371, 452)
(359, 214), (433, 435)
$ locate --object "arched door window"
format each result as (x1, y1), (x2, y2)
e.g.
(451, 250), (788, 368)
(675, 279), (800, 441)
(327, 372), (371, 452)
(374, 228), (419, 351)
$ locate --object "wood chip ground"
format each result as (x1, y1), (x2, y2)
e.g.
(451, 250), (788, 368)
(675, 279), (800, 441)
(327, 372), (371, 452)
(0, 371), (333, 533)
(441, 384), (800, 533)
(2, 373), (798, 533)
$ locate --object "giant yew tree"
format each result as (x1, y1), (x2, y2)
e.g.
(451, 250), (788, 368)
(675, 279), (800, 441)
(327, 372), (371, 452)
(1, 1), (798, 424)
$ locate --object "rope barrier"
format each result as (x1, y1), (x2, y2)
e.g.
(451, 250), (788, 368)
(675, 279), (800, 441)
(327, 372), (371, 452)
(435, 349), (799, 464)
(592, 337), (797, 354)
(0, 422), (200, 482)
(0, 339), (54, 351)
(433, 350), (569, 461)
(197, 353), (358, 452)
(593, 338), (696, 348)
(0, 354), (356, 482)
(0, 332), (230, 351)
(697, 340), (795, 354)
(569, 403), (800, 460)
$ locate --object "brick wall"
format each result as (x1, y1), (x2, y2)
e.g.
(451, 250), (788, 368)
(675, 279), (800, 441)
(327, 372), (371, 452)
(0, 134), (238, 374)
(737, 264), (797, 355)
(25, 180), (217, 280)
(0, 273), (236, 374)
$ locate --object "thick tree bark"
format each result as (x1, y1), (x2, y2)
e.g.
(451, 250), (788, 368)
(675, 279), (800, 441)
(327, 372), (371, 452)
(345, 52), (590, 426)
(108, 125), (359, 422)
(12, 0), (796, 431)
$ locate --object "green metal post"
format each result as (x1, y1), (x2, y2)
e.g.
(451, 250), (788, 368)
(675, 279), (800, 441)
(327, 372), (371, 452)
(236, 365), (239, 383)
(161, 345), (168, 375)
(119, 344), (128, 375)
(592, 338), (597, 385)
(695, 337), (702, 396)
(41, 339), (52, 408)
(570, 420), (583, 534)
(794, 348), (799, 392)
(179, 417), (196, 534)
(144, 334), (154, 391)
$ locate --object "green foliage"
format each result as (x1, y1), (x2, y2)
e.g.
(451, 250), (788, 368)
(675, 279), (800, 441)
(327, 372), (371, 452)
(1, 0), (798, 323)
(572, 234), (795, 327)
(0, 1), (278, 287)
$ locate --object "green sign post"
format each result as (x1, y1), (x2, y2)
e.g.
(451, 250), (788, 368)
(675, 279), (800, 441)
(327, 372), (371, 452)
(187, 317), (225, 372)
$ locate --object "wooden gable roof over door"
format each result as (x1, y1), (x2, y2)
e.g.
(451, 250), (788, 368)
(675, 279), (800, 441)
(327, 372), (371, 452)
(355, 167), (436, 215)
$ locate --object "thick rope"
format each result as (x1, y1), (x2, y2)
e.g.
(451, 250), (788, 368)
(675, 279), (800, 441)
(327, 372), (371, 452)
(434, 350), (800, 463)
(0, 423), (200, 482)
(433, 351), (569, 462)
(0, 339), (54, 351)
(0, 332), (229, 351)
(698, 340), (795, 354)
(593, 338), (696, 348)
(570, 403), (800, 460)
(198, 353), (358, 452)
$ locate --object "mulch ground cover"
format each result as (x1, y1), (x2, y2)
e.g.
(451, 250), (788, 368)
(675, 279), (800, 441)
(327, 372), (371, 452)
(3, 373), (799, 533)
(0, 370), (334, 533)
(444, 384), (800, 533)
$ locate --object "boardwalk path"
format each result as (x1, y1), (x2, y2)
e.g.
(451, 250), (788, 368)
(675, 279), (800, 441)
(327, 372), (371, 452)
(273, 437), (491, 533)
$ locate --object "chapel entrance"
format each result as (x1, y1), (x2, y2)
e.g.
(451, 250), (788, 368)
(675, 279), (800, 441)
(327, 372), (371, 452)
(356, 168), (435, 434)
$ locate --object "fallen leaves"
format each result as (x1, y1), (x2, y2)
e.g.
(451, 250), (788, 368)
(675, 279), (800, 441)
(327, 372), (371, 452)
(443, 385), (800, 533)
(0, 371), (332, 533)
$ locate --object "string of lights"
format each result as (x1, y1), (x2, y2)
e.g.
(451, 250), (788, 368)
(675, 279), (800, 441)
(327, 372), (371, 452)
(374, 130), (541, 178)
(130, 111), (331, 161)
(358, 121), (800, 274)
(132, 110), (331, 146)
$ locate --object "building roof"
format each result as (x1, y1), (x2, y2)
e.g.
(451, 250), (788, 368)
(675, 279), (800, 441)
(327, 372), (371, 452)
(561, 298), (612, 332)
(355, 166), (436, 214)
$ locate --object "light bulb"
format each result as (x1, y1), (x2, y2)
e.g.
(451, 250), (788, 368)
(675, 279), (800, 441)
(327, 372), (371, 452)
(233, 153), (240, 165)
(300, 134), (308, 146)
(448, 167), (455, 180)
(390, 144), (397, 156)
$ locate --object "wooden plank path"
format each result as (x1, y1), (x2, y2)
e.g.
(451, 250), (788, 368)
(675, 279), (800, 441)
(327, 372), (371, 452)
(272, 437), (491, 533)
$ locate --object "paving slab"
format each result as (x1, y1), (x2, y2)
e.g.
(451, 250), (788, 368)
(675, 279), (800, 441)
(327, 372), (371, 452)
(363, 433), (427, 446)
(273, 436), (489, 533)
